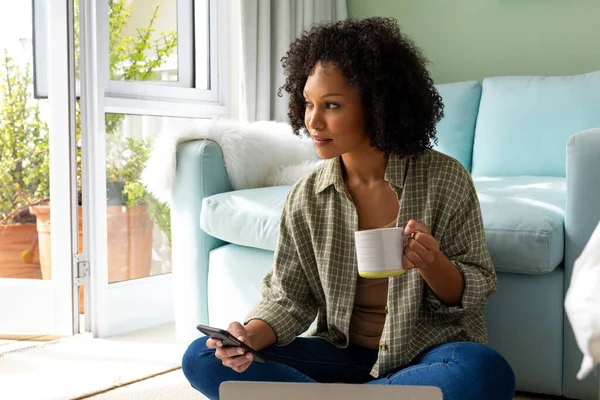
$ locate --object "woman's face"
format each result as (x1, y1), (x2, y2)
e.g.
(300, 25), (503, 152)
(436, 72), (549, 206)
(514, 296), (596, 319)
(303, 62), (368, 159)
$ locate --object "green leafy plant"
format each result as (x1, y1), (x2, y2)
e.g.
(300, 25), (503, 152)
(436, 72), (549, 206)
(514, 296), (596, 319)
(0, 50), (49, 225)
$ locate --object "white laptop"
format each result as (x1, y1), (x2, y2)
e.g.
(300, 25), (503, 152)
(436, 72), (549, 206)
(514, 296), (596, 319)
(220, 381), (443, 400)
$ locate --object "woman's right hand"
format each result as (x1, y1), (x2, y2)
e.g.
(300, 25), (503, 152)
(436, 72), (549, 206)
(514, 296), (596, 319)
(206, 321), (255, 373)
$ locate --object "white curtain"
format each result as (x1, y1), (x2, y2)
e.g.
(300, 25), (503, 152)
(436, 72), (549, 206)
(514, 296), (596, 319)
(239, 0), (347, 122)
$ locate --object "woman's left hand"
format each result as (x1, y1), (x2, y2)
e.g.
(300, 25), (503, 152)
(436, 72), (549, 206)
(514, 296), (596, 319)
(402, 219), (440, 270)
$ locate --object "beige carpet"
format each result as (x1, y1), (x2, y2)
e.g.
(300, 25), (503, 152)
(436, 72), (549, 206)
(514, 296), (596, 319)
(0, 321), (564, 400)
(83, 368), (562, 400)
(84, 369), (199, 399)
(0, 324), (186, 400)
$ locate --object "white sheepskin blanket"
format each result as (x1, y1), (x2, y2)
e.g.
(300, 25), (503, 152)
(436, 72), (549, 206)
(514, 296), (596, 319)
(142, 119), (322, 205)
(565, 220), (600, 380)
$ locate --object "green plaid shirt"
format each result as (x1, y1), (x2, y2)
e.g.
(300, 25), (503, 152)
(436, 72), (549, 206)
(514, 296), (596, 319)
(245, 149), (497, 378)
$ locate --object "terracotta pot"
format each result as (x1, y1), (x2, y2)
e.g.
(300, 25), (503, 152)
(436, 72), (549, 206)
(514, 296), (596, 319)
(105, 205), (154, 282)
(29, 205), (154, 313)
(0, 224), (41, 279)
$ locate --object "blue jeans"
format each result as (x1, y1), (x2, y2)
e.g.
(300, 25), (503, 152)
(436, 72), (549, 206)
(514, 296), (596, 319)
(182, 336), (515, 400)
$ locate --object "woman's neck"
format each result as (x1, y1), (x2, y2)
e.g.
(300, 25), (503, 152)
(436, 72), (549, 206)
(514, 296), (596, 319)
(341, 145), (388, 186)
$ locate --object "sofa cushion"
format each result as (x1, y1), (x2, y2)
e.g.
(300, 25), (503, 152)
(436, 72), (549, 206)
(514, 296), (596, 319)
(472, 70), (600, 177)
(433, 81), (481, 172)
(200, 185), (290, 251)
(207, 244), (318, 334)
(201, 177), (565, 275)
(207, 244), (274, 328)
(474, 176), (565, 274)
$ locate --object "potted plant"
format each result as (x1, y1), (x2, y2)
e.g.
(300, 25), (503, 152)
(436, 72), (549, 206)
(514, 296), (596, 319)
(0, 50), (49, 279)
(28, 0), (174, 301)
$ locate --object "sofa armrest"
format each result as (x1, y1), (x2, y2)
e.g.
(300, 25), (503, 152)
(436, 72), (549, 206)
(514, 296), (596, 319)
(171, 139), (233, 342)
(563, 128), (600, 399)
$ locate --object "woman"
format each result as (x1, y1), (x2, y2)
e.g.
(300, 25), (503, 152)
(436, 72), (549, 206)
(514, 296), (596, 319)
(182, 17), (515, 400)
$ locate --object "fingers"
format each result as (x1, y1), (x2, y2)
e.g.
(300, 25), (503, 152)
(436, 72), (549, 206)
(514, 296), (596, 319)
(405, 236), (436, 264)
(217, 347), (254, 373)
(412, 232), (440, 253)
(406, 235), (428, 254)
(402, 254), (416, 270)
(230, 356), (253, 373)
(207, 321), (254, 374)
(216, 346), (247, 360)
(228, 321), (247, 342)
(205, 338), (222, 349)
(402, 218), (439, 254)
(404, 219), (431, 236)
(403, 246), (424, 269)
(402, 222), (441, 269)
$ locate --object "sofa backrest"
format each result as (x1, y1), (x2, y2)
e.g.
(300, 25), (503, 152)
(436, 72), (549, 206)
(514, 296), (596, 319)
(433, 81), (482, 172)
(471, 70), (600, 177)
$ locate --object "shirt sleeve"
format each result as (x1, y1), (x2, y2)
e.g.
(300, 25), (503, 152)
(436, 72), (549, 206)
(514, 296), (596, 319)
(244, 192), (317, 345)
(425, 168), (497, 315)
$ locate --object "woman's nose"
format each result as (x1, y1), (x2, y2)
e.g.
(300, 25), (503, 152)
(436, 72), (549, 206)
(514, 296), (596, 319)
(306, 108), (324, 131)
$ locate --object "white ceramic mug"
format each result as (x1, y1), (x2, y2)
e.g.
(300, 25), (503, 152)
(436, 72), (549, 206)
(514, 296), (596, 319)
(354, 227), (407, 278)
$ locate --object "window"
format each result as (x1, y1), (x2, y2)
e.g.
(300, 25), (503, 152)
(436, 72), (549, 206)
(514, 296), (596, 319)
(33, 0), (227, 117)
(109, 0), (181, 84)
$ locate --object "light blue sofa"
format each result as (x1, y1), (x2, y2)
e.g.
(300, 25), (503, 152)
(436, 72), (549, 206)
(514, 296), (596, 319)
(171, 70), (600, 399)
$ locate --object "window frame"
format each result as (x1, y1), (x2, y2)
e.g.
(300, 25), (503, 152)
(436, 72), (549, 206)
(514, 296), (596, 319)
(34, 0), (228, 118)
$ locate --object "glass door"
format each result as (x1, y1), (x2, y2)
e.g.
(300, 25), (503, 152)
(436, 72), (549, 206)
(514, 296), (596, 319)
(80, 0), (227, 338)
(0, 0), (80, 336)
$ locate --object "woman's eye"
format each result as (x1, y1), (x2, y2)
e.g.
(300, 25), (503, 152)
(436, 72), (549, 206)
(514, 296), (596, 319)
(304, 101), (338, 110)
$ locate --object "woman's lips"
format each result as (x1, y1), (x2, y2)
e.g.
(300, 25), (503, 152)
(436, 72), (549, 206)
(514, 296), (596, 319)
(313, 137), (333, 146)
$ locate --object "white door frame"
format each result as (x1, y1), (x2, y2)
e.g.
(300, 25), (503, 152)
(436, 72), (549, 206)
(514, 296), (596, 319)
(79, 0), (174, 338)
(0, 0), (79, 337)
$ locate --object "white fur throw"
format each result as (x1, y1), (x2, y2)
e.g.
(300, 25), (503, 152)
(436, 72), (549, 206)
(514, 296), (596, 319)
(142, 119), (322, 205)
(565, 220), (600, 380)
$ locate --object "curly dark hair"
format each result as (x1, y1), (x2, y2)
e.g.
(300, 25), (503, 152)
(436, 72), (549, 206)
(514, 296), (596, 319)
(279, 17), (444, 156)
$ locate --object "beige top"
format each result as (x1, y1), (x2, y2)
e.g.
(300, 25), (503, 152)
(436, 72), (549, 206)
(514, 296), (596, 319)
(349, 218), (397, 349)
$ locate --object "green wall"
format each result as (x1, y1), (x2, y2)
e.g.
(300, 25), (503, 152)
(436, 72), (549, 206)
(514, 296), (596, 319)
(348, 0), (600, 83)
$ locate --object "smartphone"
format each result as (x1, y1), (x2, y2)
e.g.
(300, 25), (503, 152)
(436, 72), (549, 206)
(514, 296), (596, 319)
(196, 324), (266, 363)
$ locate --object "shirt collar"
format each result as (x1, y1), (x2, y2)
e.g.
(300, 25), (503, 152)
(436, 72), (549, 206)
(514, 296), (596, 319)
(315, 153), (409, 194)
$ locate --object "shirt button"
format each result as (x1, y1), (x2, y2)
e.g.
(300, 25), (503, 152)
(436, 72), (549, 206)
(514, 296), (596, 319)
(379, 341), (388, 351)
(384, 305), (388, 314)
